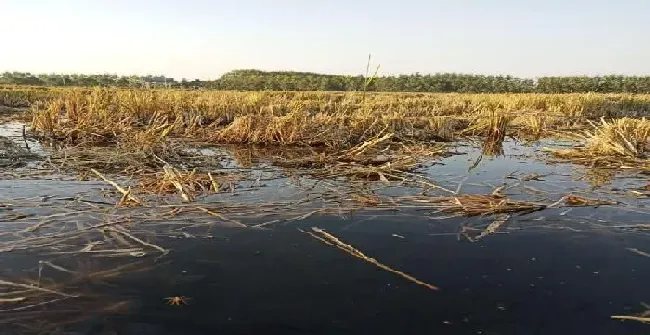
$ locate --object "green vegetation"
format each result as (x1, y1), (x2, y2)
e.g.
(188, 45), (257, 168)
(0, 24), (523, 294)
(5, 70), (650, 93)
(0, 72), (198, 89)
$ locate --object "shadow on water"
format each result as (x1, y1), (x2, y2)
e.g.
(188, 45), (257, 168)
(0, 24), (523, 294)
(1, 139), (650, 334)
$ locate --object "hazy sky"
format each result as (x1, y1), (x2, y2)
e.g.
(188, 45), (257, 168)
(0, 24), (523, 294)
(1, 0), (649, 79)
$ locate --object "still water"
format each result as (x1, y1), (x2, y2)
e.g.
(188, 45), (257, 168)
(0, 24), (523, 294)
(0, 140), (649, 334)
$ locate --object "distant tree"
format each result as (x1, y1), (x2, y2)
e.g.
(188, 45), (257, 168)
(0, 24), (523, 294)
(4, 69), (650, 93)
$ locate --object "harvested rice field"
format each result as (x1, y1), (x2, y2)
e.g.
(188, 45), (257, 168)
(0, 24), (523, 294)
(1, 88), (650, 334)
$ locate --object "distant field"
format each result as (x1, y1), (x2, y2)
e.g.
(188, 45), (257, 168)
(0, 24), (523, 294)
(1, 88), (650, 334)
(0, 87), (644, 143)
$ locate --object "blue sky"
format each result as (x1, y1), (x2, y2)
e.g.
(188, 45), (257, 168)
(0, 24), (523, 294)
(1, 0), (649, 79)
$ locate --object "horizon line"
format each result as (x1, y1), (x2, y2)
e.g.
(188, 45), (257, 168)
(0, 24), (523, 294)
(3, 69), (650, 81)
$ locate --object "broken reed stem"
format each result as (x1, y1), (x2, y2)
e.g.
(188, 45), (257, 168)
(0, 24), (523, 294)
(194, 206), (247, 227)
(106, 227), (168, 255)
(340, 132), (393, 158)
(39, 261), (76, 274)
(303, 229), (334, 246)
(383, 170), (456, 194)
(626, 248), (650, 258)
(0, 279), (78, 298)
(21, 211), (92, 233)
(547, 195), (568, 208)
(0, 290), (32, 298)
(0, 297), (71, 312)
(208, 172), (219, 193)
(611, 315), (650, 323)
(90, 169), (142, 205)
(22, 220), (53, 233)
(306, 227), (439, 291)
(252, 209), (324, 228)
(47, 248), (144, 256)
(467, 214), (510, 242)
(1, 220), (131, 252)
(163, 164), (194, 202)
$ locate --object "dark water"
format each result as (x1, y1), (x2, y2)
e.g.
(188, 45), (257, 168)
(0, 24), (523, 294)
(5, 222), (649, 335)
(1, 139), (650, 334)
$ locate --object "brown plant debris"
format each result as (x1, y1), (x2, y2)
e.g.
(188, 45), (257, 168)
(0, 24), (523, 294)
(304, 227), (439, 291)
(90, 169), (142, 206)
(544, 117), (650, 170)
(463, 214), (511, 242)
(0, 279), (78, 298)
(626, 248), (650, 258)
(564, 195), (618, 207)
(162, 164), (195, 202)
(612, 303), (650, 324)
(403, 194), (545, 217)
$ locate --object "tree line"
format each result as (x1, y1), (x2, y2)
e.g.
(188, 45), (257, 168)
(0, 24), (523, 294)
(4, 70), (650, 93)
(0, 72), (200, 88)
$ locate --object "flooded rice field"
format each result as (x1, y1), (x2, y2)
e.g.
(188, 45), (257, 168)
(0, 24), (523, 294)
(1, 122), (650, 334)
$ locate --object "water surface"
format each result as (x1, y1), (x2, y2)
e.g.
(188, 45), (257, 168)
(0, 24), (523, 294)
(0, 139), (649, 335)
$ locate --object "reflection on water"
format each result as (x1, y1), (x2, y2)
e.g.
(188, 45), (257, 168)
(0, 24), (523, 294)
(2, 223), (649, 335)
(0, 140), (649, 334)
(0, 121), (44, 155)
